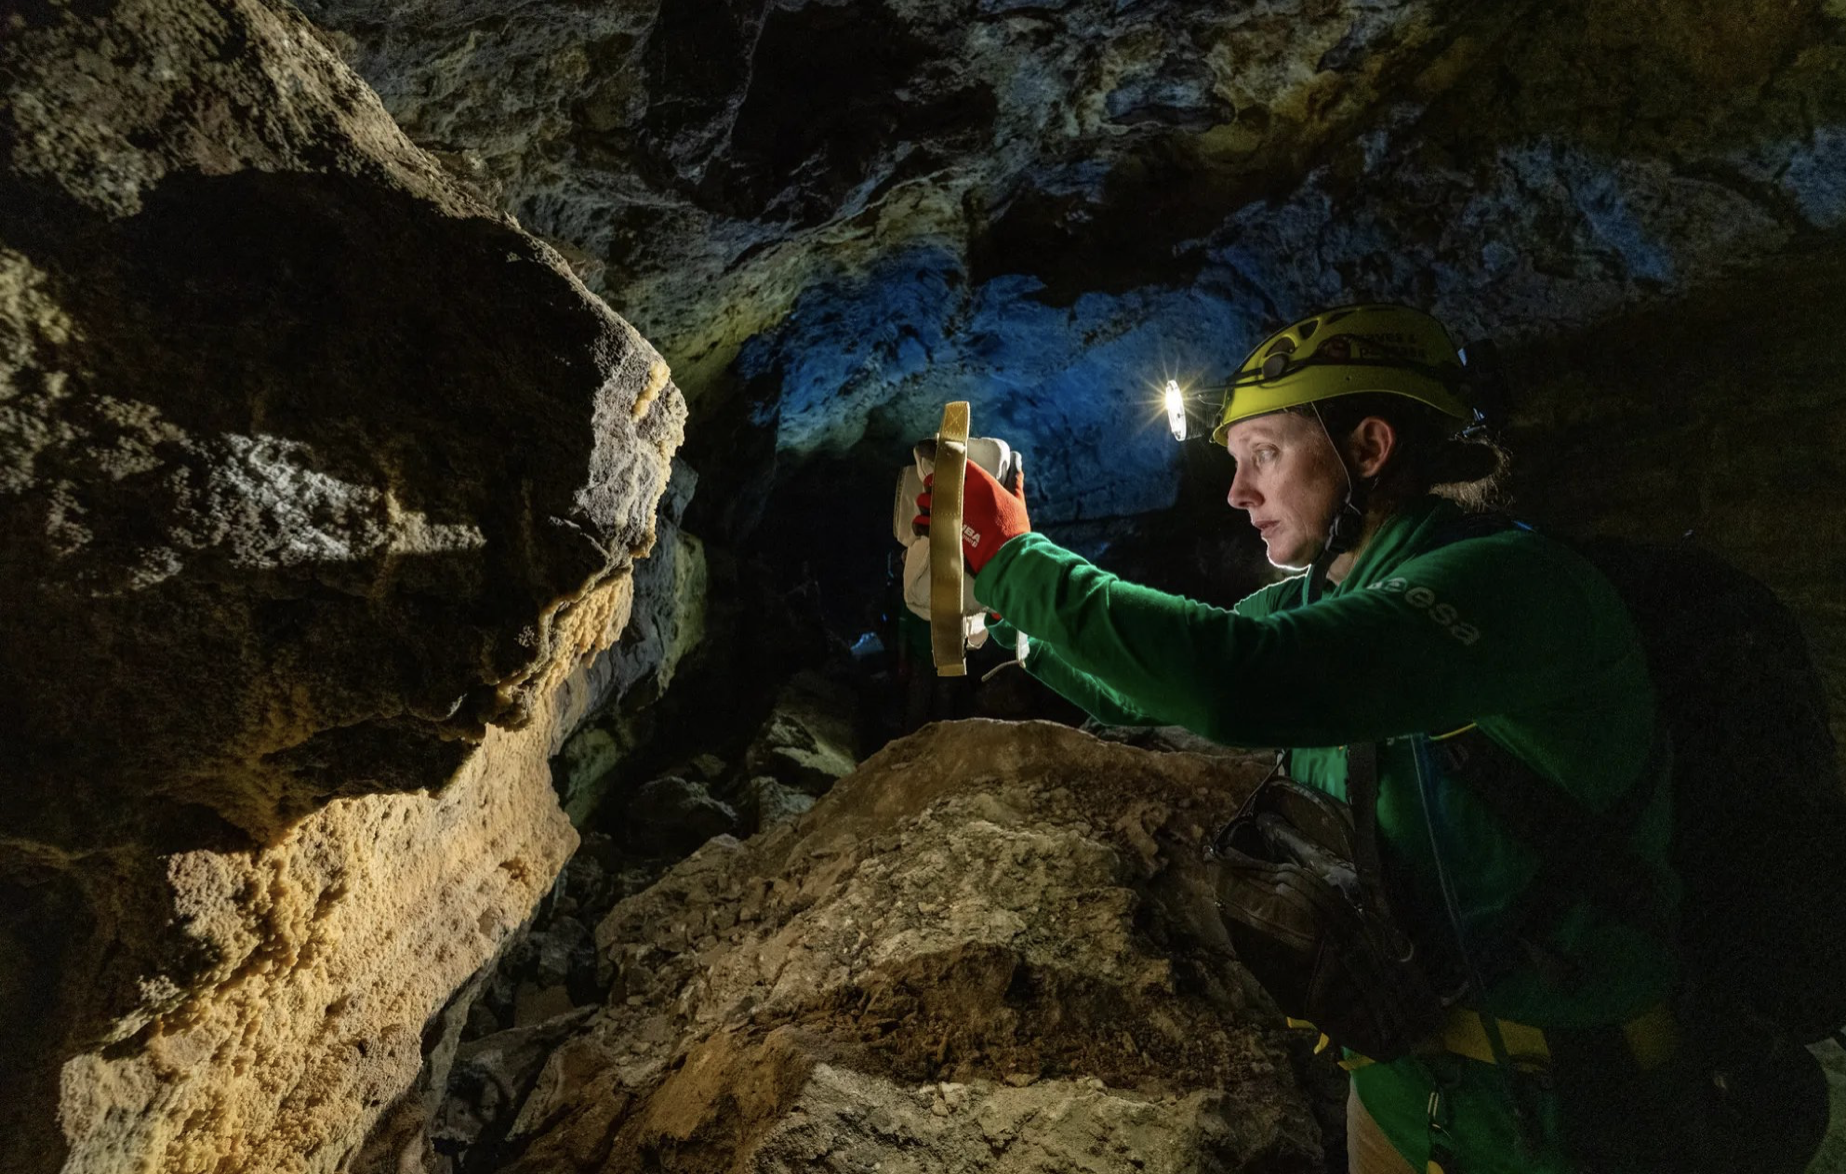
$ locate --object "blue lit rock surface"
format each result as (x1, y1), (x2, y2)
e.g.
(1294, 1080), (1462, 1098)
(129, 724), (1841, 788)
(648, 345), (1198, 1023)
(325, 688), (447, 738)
(738, 253), (1252, 525)
(309, 0), (1846, 708)
(305, 0), (1846, 522)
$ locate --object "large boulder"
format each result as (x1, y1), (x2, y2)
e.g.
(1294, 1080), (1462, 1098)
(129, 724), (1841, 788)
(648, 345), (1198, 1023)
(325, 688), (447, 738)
(400, 720), (1323, 1173)
(0, 1), (684, 1170)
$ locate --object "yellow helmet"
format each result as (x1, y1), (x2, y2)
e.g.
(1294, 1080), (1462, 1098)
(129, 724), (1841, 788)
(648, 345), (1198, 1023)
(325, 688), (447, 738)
(1209, 304), (1473, 446)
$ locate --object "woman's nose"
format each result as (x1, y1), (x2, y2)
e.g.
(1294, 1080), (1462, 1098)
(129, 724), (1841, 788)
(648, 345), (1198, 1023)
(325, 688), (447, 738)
(1228, 467), (1257, 510)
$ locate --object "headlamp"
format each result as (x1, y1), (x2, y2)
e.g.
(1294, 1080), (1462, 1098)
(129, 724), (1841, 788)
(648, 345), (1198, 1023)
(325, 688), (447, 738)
(1165, 380), (1188, 441)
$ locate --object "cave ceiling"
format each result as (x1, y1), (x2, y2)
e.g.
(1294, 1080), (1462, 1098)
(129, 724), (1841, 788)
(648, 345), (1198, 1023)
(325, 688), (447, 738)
(302, 0), (1846, 528)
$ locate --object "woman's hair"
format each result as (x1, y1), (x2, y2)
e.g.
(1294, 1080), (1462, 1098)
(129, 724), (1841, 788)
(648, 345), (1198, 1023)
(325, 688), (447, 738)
(1284, 393), (1510, 513)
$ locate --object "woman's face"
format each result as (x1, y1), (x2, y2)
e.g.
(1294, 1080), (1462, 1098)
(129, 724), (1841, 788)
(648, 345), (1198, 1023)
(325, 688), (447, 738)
(1223, 412), (1349, 571)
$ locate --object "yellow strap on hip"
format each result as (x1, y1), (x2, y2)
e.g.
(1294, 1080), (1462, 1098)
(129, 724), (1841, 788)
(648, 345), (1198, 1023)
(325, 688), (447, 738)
(1294, 1002), (1677, 1074)
(930, 401), (970, 677)
(1286, 1016), (1373, 1070)
(1437, 1002), (1678, 1070)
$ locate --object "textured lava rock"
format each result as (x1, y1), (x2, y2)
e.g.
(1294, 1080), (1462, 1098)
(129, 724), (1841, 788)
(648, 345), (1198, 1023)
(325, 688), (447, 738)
(303, 0), (1844, 507)
(623, 775), (741, 857)
(569, 455), (709, 726)
(550, 455), (709, 823)
(302, 0), (1846, 750)
(0, 1), (684, 1170)
(743, 774), (817, 834)
(384, 720), (1321, 1173)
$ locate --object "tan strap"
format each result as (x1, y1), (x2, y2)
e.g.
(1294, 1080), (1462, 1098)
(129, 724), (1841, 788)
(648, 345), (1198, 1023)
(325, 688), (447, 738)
(1437, 1001), (1678, 1070)
(930, 402), (970, 677)
(1289, 1002), (1678, 1072)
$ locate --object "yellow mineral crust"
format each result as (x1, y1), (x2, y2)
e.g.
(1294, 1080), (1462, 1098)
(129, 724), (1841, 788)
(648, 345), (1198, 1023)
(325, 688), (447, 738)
(52, 577), (635, 1174)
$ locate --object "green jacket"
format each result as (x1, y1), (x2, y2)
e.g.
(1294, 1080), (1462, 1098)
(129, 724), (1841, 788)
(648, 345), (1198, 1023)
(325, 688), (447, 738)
(975, 495), (1678, 1172)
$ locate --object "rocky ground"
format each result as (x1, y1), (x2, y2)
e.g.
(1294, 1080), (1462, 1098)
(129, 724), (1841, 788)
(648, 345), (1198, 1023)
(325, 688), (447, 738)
(362, 719), (1349, 1173)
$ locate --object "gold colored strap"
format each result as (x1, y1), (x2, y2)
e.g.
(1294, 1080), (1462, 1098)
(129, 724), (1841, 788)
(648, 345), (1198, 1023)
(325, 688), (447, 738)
(1437, 1001), (1677, 1071)
(1438, 1010), (1551, 1068)
(930, 401), (970, 677)
(1292, 1002), (1677, 1073)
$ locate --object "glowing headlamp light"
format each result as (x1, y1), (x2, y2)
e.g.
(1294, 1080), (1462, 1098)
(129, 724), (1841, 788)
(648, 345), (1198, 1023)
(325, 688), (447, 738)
(1165, 379), (1188, 441)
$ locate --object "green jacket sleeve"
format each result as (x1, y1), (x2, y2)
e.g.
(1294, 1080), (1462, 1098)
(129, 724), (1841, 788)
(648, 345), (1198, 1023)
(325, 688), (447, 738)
(972, 531), (1631, 750)
(1022, 638), (1163, 726)
(992, 574), (1299, 728)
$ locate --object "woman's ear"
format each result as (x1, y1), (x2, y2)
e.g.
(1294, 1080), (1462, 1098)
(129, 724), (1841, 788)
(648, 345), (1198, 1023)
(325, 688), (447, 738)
(1347, 416), (1397, 478)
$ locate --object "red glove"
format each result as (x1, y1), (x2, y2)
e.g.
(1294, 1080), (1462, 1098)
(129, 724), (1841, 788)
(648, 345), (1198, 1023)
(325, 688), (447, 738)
(914, 460), (1030, 574)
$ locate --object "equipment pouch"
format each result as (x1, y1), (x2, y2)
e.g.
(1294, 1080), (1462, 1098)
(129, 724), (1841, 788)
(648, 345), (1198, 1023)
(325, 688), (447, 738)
(1212, 777), (1451, 1061)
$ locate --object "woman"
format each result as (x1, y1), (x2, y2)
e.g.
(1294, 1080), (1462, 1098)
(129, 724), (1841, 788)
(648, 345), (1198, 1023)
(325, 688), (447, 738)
(929, 304), (1683, 1172)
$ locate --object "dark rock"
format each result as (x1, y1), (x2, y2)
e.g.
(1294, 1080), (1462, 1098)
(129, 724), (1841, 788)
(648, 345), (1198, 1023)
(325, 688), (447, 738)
(512, 983), (580, 1029)
(624, 775), (741, 856)
(743, 774), (817, 833)
(0, 1), (683, 1169)
(742, 669), (861, 794)
(1085, 723), (1261, 759)
(430, 1008), (598, 1154)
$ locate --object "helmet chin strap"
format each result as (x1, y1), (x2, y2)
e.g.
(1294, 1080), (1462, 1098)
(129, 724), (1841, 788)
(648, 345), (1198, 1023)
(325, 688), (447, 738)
(1304, 403), (1368, 604)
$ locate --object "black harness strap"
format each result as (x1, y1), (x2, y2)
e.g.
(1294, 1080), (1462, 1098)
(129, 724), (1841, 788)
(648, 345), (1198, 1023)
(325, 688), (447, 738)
(1347, 741), (1386, 897)
(1429, 723), (1675, 948)
(1346, 741), (1422, 964)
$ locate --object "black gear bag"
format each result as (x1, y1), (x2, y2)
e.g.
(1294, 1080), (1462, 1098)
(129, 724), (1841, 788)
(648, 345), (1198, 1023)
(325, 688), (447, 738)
(1210, 745), (1454, 1061)
(1479, 535), (1846, 1172)
(1425, 526), (1846, 1045)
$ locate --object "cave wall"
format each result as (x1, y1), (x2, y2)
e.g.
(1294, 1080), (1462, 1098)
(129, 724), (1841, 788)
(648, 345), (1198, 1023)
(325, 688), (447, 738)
(299, 0), (1531, 403)
(731, 0), (1844, 522)
(0, 2), (684, 1170)
(306, 0), (1846, 695)
(304, 0), (1845, 504)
